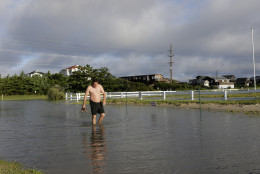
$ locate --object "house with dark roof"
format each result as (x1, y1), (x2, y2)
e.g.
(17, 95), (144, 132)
(189, 76), (234, 89)
(120, 74), (169, 84)
(214, 77), (235, 89)
(27, 70), (44, 77)
(236, 78), (250, 87)
(250, 76), (260, 84)
(223, 75), (236, 82)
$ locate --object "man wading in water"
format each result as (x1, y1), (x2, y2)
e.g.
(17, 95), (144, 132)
(82, 78), (106, 125)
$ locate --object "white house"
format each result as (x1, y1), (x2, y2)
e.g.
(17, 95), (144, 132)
(214, 77), (234, 89)
(27, 70), (44, 77)
(60, 65), (79, 77)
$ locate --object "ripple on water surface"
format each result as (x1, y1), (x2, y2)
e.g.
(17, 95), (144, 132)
(1, 101), (260, 173)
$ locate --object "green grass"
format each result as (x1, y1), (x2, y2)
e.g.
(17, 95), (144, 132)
(1, 95), (48, 101)
(0, 159), (44, 174)
(106, 98), (260, 105)
(47, 87), (65, 101)
(141, 92), (260, 99)
(105, 98), (260, 115)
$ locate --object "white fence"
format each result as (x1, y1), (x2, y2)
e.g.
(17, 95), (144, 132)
(66, 89), (260, 101)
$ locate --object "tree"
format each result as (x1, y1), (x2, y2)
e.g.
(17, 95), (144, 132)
(47, 73), (68, 90)
(67, 65), (93, 92)
(0, 74), (3, 95)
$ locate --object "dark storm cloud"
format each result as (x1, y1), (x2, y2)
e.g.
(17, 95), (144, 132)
(0, 0), (260, 81)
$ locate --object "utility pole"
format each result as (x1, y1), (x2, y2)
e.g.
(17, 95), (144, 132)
(251, 26), (256, 90)
(168, 44), (174, 83)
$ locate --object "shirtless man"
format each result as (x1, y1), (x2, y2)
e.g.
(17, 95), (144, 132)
(82, 78), (106, 125)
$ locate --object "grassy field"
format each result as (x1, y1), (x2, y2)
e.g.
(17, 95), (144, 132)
(105, 98), (260, 105)
(1, 93), (260, 105)
(104, 98), (260, 115)
(1, 95), (48, 101)
(0, 159), (44, 174)
(141, 92), (260, 99)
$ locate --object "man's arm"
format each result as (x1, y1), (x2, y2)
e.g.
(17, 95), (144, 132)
(82, 86), (90, 109)
(101, 85), (106, 105)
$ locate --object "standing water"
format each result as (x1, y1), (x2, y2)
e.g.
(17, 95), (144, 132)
(1, 100), (260, 173)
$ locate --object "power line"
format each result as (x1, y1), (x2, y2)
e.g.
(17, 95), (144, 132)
(168, 44), (174, 83)
(1, 38), (124, 54)
(0, 37), (165, 55)
(0, 48), (92, 59)
(0, 61), (75, 67)
(251, 26), (256, 90)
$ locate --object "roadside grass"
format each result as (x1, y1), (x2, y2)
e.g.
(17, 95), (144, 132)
(194, 92), (260, 98)
(141, 92), (260, 99)
(143, 92), (260, 99)
(105, 98), (260, 105)
(1, 92), (260, 104)
(1, 95), (48, 101)
(0, 159), (44, 174)
(105, 98), (260, 115)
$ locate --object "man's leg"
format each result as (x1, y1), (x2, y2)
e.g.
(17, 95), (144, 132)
(92, 115), (97, 125)
(98, 113), (105, 124)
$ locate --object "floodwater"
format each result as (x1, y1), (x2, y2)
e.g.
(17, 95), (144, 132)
(1, 100), (260, 174)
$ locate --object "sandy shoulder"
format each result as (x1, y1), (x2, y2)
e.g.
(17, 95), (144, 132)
(177, 103), (260, 113)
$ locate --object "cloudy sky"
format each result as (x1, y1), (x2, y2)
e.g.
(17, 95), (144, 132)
(0, 0), (259, 81)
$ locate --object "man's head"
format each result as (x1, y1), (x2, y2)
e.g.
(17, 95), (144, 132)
(92, 77), (99, 87)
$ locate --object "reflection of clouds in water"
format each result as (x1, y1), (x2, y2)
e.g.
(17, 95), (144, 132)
(83, 125), (107, 173)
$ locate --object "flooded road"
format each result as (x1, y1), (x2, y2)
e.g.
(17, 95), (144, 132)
(1, 100), (260, 173)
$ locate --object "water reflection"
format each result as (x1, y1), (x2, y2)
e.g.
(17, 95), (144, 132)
(2, 101), (260, 173)
(84, 125), (107, 173)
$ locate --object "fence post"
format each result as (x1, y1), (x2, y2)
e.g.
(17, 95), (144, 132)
(163, 91), (166, 100)
(224, 90), (227, 100)
(70, 94), (72, 101)
(121, 92), (124, 98)
(191, 91), (194, 100)
(77, 93), (79, 101)
(65, 93), (68, 100)
(139, 92), (142, 100)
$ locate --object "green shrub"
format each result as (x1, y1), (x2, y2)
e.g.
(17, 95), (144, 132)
(47, 87), (64, 101)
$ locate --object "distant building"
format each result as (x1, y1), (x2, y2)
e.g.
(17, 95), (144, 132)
(223, 75), (236, 82)
(189, 76), (215, 86)
(214, 77), (234, 89)
(189, 76), (234, 89)
(250, 76), (260, 84)
(198, 76), (213, 86)
(236, 78), (250, 87)
(120, 74), (169, 84)
(27, 70), (44, 77)
(60, 65), (79, 77)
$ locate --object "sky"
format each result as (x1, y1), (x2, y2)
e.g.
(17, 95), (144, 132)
(0, 0), (259, 82)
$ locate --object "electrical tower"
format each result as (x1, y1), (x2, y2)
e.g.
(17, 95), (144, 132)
(168, 44), (174, 83)
(251, 26), (256, 90)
